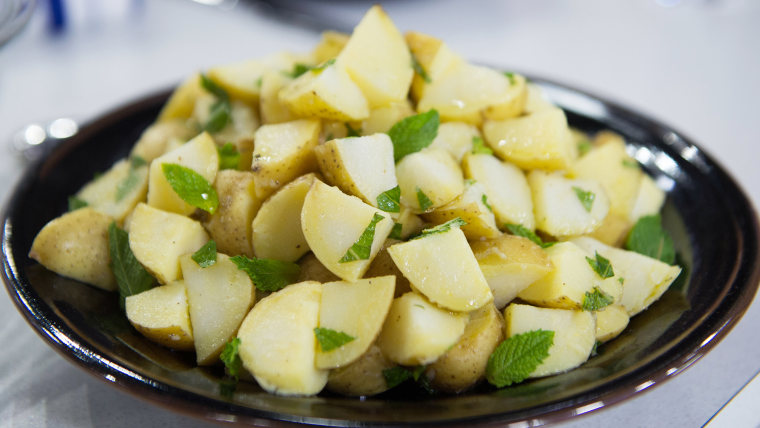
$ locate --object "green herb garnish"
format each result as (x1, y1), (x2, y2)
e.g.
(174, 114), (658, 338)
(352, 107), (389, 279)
(471, 136), (493, 155)
(218, 143), (241, 170)
(486, 330), (554, 388)
(220, 337), (242, 379)
(345, 123), (361, 137)
(482, 194), (493, 212)
(572, 186), (595, 212)
(586, 251), (615, 279)
(108, 222), (155, 308)
(504, 223), (554, 248)
(412, 218), (467, 240)
(389, 222), (404, 240)
(503, 71), (516, 85)
(382, 365), (428, 389)
(582, 287), (614, 311)
(68, 196), (88, 211)
(416, 187), (433, 212)
(115, 156), (147, 202)
(161, 163), (219, 214)
(230, 255), (301, 292)
(200, 74), (232, 133)
(376, 186), (401, 213)
(388, 110), (439, 162)
(314, 327), (355, 352)
(285, 59), (335, 79)
(625, 214), (676, 264)
(192, 240), (217, 268)
(339, 213), (385, 263)
(411, 53), (432, 83)
(577, 140), (592, 156)
(622, 159), (639, 168)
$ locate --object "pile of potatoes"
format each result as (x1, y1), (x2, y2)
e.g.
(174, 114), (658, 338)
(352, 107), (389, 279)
(29, 6), (681, 397)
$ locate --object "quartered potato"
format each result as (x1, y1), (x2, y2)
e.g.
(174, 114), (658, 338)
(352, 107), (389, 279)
(27, 4), (683, 401)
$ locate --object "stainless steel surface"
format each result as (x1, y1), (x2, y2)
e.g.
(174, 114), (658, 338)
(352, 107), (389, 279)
(1, 1), (758, 426)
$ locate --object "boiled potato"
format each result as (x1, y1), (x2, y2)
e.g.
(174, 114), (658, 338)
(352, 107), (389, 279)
(483, 72), (528, 120)
(301, 181), (393, 281)
(377, 292), (468, 366)
(279, 61), (369, 121)
(180, 253), (255, 365)
(336, 5), (413, 107)
(203, 170), (260, 258)
(297, 252), (340, 283)
(594, 304), (629, 342)
(396, 148), (464, 212)
(252, 173), (317, 262)
(125, 280), (193, 351)
(251, 119), (320, 199)
(529, 170), (610, 238)
(471, 235), (553, 309)
(405, 31), (464, 103)
(259, 70), (297, 125)
(29, 207), (116, 290)
(207, 52), (301, 104)
(238, 281), (328, 396)
(128, 203), (209, 284)
(463, 153), (534, 230)
(363, 239), (412, 297)
(157, 73), (203, 122)
(387, 225), (492, 312)
(422, 180), (501, 240)
(429, 122), (481, 162)
(311, 30), (349, 64)
(327, 343), (395, 397)
(629, 174), (666, 222)
(483, 107), (576, 171)
(131, 119), (195, 162)
(147, 131), (219, 216)
(315, 276), (395, 369)
(522, 83), (554, 114)
(314, 133), (398, 207)
(426, 304), (504, 393)
(357, 100), (414, 135)
(504, 303), (596, 377)
(75, 158), (148, 223)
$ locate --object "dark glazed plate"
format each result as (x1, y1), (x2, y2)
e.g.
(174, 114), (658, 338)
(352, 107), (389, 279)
(3, 78), (760, 426)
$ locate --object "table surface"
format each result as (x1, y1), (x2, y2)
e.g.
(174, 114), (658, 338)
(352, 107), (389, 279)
(1, 1), (759, 426)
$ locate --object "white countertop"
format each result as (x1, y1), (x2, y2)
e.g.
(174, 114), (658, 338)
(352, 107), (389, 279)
(1, 1), (759, 426)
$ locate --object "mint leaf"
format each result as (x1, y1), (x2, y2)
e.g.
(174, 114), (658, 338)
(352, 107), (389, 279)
(389, 222), (403, 240)
(486, 329), (554, 388)
(310, 58), (336, 74)
(586, 251), (614, 279)
(115, 157), (147, 202)
(388, 110), (439, 162)
(285, 59), (335, 79)
(218, 143), (240, 170)
(162, 163), (219, 214)
(416, 187), (433, 212)
(376, 186), (401, 213)
(482, 194), (493, 212)
(577, 140), (592, 156)
(68, 196), (88, 211)
(220, 337), (242, 379)
(504, 223), (554, 248)
(411, 53), (432, 83)
(200, 74), (232, 133)
(625, 214), (676, 264)
(412, 218), (467, 240)
(108, 222), (155, 308)
(192, 240), (217, 268)
(618, 277), (625, 284)
(230, 255), (301, 292)
(582, 287), (614, 311)
(383, 366), (414, 389)
(339, 213), (385, 263)
(622, 159), (639, 168)
(345, 123), (361, 137)
(572, 186), (595, 212)
(130, 155), (147, 168)
(471, 136), (493, 155)
(503, 71), (516, 85)
(314, 327), (355, 352)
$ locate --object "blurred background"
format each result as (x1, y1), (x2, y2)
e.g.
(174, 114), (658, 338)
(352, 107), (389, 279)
(1, 0), (758, 426)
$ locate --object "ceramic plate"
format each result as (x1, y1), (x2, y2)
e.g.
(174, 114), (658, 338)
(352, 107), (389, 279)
(3, 78), (759, 426)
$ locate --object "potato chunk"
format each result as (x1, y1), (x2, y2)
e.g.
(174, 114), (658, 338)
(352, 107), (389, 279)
(396, 148), (464, 212)
(314, 134), (398, 207)
(427, 304), (504, 393)
(203, 170), (260, 258)
(594, 304), (629, 342)
(75, 158), (148, 223)
(279, 63), (369, 121)
(422, 180), (501, 240)
(471, 235), (553, 309)
(147, 131), (219, 216)
(483, 108), (576, 171)
(387, 226), (492, 312)
(238, 281), (328, 396)
(252, 119), (320, 199)
(301, 181), (393, 281)
(315, 276), (395, 369)
(180, 253), (255, 365)
(429, 122), (481, 162)
(327, 343), (395, 397)
(128, 203), (209, 284)
(29, 208), (116, 290)
(207, 52), (301, 104)
(504, 303), (596, 377)
(125, 280), (193, 351)
(377, 292), (468, 366)
(336, 5), (413, 107)
(405, 31), (464, 103)
(529, 170), (610, 238)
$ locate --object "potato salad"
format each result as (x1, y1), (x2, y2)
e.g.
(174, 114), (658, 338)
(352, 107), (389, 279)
(29, 6), (681, 397)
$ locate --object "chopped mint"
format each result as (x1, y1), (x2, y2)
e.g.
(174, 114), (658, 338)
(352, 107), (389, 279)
(388, 110), (439, 162)
(161, 163), (219, 214)
(218, 143), (241, 170)
(504, 223), (554, 248)
(586, 251), (615, 279)
(416, 187), (433, 212)
(411, 53), (432, 83)
(582, 287), (614, 311)
(339, 213), (385, 263)
(376, 186), (401, 213)
(471, 136), (493, 155)
(192, 240), (217, 268)
(230, 255), (301, 292)
(486, 330), (554, 388)
(625, 214), (676, 264)
(572, 186), (595, 212)
(314, 327), (355, 352)
(108, 222), (155, 308)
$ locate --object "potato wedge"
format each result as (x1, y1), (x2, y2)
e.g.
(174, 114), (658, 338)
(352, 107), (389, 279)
(396, 148), (464, 213)
(75, 158), (148, 223)
(327, 343), (395, 397)
(203, 170), (260, 258)
(422, 180), (501, 240)
(125, 280), (193, 351)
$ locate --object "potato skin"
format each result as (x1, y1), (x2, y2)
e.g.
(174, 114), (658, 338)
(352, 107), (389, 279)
(326, 343), (395, 397)
(426, 303), (504, 393)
